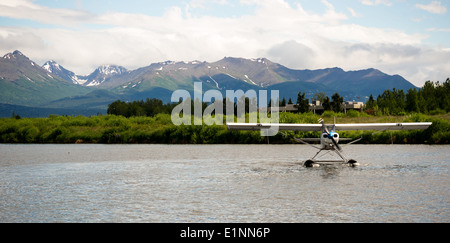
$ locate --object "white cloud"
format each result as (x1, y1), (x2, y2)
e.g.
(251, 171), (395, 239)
(416, 1), (447, 14)
(347, 7), (361, 17)
(360, 0), (392, 6)
(0, 0), (448, 86)
(427, 27), (450, 32)
(188, 0), (230, 9)
(265, 40), (316, 68)
(0, 0), (95, 27)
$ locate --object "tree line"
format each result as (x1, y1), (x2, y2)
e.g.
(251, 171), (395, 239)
(107, 79), (449, 117)
(107, 97), (258, 118)
(292, 92), (344, 113)
(291, 79), (449, 115)
(366, 79), (450, 115)
(107, 98), (177, 117)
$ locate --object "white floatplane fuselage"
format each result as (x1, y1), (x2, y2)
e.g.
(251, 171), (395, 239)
(321, 131), (339, 150)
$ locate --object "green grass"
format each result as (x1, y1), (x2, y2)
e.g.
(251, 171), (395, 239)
(0, 112), (448, 144)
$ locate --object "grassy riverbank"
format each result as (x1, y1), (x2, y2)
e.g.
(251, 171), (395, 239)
(1, 113), (449, 144)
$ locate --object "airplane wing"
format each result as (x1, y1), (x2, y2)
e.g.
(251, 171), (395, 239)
(227, 122), (432, 131)
(334, 122), (432, 131)
(227, 123), (323, 131)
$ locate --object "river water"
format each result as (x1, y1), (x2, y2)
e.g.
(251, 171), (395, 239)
(0, 144), (448, 223)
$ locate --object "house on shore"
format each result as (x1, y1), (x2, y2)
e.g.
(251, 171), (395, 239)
(269, 100), (365, 114)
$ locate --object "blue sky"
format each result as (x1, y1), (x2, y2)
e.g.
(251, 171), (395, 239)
(0, 0), (449, 86)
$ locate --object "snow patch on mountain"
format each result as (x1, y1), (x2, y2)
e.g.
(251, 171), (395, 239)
(82, 65), (128, 86)
(97, 65), (127, 76)
(42, 61), (128, 86)
(42, 60), (82, 84)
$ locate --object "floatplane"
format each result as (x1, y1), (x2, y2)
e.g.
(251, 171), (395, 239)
(227, 119), (432, 167)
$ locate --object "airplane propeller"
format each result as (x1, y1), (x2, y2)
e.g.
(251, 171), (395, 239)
(329, 133), (342, 151)
(320, 118), (342, 151)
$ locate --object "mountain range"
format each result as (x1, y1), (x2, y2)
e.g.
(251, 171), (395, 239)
(0, 50), (417, 117)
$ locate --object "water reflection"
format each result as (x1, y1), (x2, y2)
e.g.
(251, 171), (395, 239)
(0, 144), (448, 223)
(319, 165), (343, 179)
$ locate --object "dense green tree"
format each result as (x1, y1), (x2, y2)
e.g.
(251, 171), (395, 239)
(330, 92), (343, 113)
(107, 98), (176, 117)
(107, 100), (129, 116)
(373, 79), (449, 115)
(422, 81), (438, 110)
(280, 97), (286, 107)
(435, 79), (450, 112)
(417, 90), (427, 113)
(376, 88), (405, 115)
(313, 92), (327, 103)
(394, 89), (406, 113)
(322, 96), (331, 111)
(406, 88), (420, 113)
(295, 92), (309, 113)
(366, 94), (377, 110)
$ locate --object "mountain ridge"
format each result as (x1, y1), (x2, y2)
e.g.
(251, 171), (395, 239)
(0, 50), (417, 117)
(0, 51), (90, 107)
